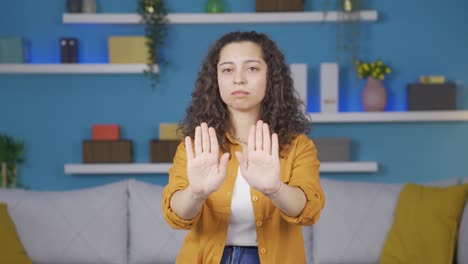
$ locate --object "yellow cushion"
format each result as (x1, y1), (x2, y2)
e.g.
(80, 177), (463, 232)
(0, 203), (32, 264)
(380, 183), (468, 264)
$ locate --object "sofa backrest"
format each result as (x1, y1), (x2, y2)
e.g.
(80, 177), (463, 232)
(127, 179), (187, 264)
(0, 180), (128, 264)
(309, 178), (460, 264)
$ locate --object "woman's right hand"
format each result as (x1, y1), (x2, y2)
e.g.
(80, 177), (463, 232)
(185, 122), (230, 200)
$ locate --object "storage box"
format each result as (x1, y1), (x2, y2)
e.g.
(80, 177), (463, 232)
(108, 36), (149, 64)
(407, 83), (456, 111)
(0, 37), (27, 63)
(159, 123), (183, 140)
(92, 124), (120, 140)
(312, 138), (351, 162)
(150, 140), (180, 162)
(256, 0), (304, 12)
(83, 140), (133, 163)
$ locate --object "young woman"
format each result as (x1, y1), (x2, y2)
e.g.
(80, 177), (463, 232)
(162, 31), (325, 264)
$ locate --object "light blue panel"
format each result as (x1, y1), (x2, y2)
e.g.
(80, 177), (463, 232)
(0, 0), (467, 190)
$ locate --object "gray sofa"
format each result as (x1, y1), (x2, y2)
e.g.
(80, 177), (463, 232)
(1, 177), (467, 264)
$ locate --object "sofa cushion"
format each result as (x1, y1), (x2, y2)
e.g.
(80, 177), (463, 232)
(0, 180), (128, 264)
(128, 179), (187, 264)
(459, 177), (468, 264)
(380, 183), (468, 263)
(0, 203), (32, 264)
(311, 178), (459, 264)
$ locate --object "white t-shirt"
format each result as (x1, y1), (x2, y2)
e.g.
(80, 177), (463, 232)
(225, 167), (258, 246)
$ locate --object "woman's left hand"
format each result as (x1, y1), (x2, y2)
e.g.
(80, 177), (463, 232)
(235, 121), (282, 195)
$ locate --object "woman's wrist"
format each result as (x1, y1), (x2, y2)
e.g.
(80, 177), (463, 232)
(187, 185), (208, 201)
(264, 181), (283, 197)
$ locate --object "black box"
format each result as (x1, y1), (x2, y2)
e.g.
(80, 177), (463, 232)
(312, 138), (351, 162)
(407, 83), (456, 111)
(150, 140), (180, 163)
(83, 140), (133, 163)
(256, 0), (304, 12)
(60, 38), (78, 63)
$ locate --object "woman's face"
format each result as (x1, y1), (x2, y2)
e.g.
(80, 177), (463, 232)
(217, 41), (268, 116)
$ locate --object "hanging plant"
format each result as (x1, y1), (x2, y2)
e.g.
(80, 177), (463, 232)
(137, 0), (168, 89)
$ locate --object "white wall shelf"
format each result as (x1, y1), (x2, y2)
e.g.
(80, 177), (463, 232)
(0, 64), (153, 74)
(308, 110), (468, 123)
(62, 10), (378, 24)
(64, 161), (378, 175)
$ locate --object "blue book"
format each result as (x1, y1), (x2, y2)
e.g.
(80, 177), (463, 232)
(0, 37), (27, 63)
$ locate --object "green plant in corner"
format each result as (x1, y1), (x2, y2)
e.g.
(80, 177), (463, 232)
(0, 133), (25, 189)
(137, 0), (168, 89)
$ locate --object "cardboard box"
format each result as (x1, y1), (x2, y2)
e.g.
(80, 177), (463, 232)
(108, 36), (149, 64)
(150, 140), (180, 162)
(0, 37), (27, 63)
(407, 83), (456, 111)
(256, 0), (304, 12)
(83, 140), (132, 163)
(312, 138), (351, 162)
(92, 124), (120, 140)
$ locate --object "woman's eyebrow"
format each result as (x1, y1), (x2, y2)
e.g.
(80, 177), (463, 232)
(218, 59), (262, 66)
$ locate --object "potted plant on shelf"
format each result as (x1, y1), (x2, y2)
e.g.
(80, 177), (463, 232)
(356, 59), (392, 111)
(137, 0), (168, 89)
(0, 134), (25, 189)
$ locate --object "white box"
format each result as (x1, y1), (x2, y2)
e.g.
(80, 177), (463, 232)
(290, 64), (308, 112)
(320, 63), (339, 113)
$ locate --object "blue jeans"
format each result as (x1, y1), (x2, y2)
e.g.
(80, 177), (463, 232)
(220, 246), (260, 264)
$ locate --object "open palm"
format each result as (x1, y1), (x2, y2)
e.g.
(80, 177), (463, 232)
(235, 121), (281, 194)
(185, 123), (230, 198)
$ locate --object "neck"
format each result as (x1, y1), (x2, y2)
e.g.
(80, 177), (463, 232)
(229, 110), (259, 143)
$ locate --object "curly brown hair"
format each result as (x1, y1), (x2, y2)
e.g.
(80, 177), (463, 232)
(179, 31), (310, 154)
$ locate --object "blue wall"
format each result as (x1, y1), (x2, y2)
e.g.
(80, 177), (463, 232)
(1, 0), (467, 190)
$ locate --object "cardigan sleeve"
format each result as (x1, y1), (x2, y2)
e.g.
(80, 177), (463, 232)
(279, 135), (325, 225)
(162, 141), (202, 229)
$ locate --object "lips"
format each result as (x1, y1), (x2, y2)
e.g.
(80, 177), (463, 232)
(232, 90), (250, 96)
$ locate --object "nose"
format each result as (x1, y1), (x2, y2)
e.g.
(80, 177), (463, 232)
(233, 70), (246, 85)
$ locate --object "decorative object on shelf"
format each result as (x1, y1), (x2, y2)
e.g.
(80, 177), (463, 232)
(60, 38), (78, 63)
(92, 124), (120, 140)
(205, 0), (224, 13)
(312, 137), (351, 161)
(108, 36), (148, 63)
(320, 63), (339, 113)
(0, 134), (25, 189)
(150, 140), (179, 162)
(407, 83), (456, 111)
(137, 0), (168, 89)
(256, 0), (304, 12)
(356, 59), (391, 111)
(290, 64), (308, 112)
(83, 124), (132, 163)
(419, 75), (446, 84)
(66, 0), (82, 13)
(341, 0), (359, 12)
(159, 123), (183, 140)
(82, 0), (98, 13)
(0, 37), (27, 63)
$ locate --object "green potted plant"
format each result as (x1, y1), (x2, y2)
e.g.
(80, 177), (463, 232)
(0, 133), (25, 188)
(137, 0), (169, 89)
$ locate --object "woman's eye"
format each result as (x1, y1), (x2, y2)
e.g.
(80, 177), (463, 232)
(248, 67), (258, 72)
(222, 68), (232, 73)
